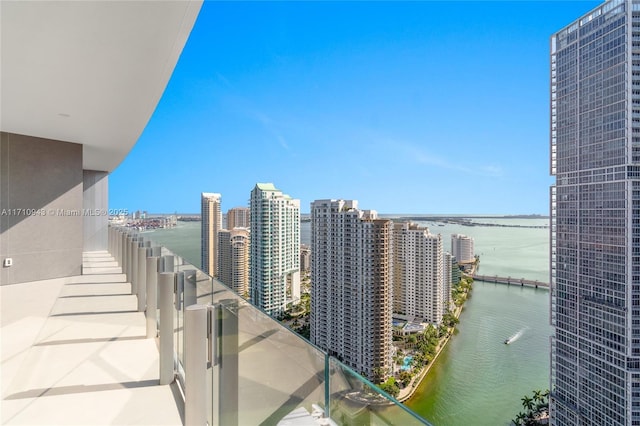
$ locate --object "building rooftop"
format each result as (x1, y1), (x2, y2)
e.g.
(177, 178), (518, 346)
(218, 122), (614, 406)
(256, 183), (279, 191)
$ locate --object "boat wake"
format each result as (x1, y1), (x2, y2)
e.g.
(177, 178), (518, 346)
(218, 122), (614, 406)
(504, 328), (527, 345)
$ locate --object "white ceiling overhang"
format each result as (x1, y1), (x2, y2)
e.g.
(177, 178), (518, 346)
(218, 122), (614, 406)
(0, 0), (202, 172)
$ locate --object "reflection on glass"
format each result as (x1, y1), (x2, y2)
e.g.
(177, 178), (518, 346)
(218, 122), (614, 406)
(112, 226), (431, 425)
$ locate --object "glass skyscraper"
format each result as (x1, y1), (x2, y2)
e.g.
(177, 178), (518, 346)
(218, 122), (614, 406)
(551, 1), (640, 424)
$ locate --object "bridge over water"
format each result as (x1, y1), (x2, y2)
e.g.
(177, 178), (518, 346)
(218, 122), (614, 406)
(471, 274), (549, 289)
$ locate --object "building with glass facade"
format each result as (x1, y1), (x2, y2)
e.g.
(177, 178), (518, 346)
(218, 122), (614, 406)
(551, 1), (640, 424)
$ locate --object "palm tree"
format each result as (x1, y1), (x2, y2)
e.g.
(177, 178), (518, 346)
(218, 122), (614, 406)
(533, 389), (543, 404)
(521, 395), (535, 412)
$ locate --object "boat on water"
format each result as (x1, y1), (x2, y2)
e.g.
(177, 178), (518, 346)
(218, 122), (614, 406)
(504, 329), (526, 345)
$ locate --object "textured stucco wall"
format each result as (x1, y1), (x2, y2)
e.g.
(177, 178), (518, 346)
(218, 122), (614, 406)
(1, 132), (83, 285)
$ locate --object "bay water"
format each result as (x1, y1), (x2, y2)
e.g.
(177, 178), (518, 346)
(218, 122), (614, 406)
(145, 217), (551, 425)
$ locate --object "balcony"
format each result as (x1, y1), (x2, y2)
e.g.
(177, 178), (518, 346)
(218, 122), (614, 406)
(2, 227), (431, 425)
(1, 2), (431, 422)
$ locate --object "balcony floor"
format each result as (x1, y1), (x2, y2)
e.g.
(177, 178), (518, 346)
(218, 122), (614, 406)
(1, 251), (183, 425)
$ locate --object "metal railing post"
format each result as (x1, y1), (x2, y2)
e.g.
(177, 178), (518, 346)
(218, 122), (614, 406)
(184, 269), (197, 309)
(176, 272), (184, 312)
(130, 237), (139, 294)
(219, 299), (239, 426)
(115, 229), (122, 268)
(137, 246), (147, 312)
(146, 255), (159, 339)
(159, 271), (175, 385)
(123, 233), (130, 283)
(160, 254), (174, 273)
(185, 304), (208, 426)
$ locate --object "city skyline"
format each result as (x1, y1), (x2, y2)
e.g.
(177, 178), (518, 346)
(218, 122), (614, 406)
(109, 1), (601, 216)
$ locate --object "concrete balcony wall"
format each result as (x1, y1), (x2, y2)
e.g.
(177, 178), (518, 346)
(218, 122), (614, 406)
(0, 132), (83, 285)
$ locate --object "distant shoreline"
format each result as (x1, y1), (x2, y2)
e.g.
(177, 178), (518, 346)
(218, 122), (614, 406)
(388, 216), (549, 229)
(386, 214), (549, 220)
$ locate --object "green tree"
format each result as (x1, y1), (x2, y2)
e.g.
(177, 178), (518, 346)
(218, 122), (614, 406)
(521, 395), (534, 412)
(513, 389), (550, 425)
(398, 370), (412, 387)
(515, 412), (527, 425)
(378, 377), (400, 397)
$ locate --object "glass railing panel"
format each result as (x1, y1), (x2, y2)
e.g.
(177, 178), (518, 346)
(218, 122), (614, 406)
(328, 358), (431, 426)
(174, 254), (186, 386)
(109, 226), (429, 425)
(212, 291), (327, 426)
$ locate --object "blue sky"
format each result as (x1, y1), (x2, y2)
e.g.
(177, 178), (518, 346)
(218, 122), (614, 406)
(110, 0), (600, 215)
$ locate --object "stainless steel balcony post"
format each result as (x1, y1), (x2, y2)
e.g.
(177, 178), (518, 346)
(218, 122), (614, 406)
(146, 255), (159, 339)
(123, 234), (129, 284)
(137, 246), (147, 312)
(185, 304), (208, 426)
(116, 229), (123, 268)
(160, 254), (174, 273)
(130, 237), (139, 295)
(127, 234), (136, 287)
(175, 272), (184, 312)
(111, 229), (117, 264)
(159, 271), (175, 385)
(158, 254), (174, 308)
(219, 299), (239, 426)
(184, 269), (197, 308)
(110, 227), (116, 256)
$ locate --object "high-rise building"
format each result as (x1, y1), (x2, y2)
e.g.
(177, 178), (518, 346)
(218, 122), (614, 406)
(218, 227), (250, 297)
(310, 199), (392, 381)
(201, 192), (222, 276)
(227, 206), (250, 229)
(392, 222), (445, 324)
(551, 1), (640, 424)
(249, 183), (300, 317)
(451, 234), (474, 264)
(300, 244), (311, 272)
(443, 252), (453, 310)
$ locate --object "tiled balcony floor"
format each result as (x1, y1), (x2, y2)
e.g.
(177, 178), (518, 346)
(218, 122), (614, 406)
(1, 251), (183, 425)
